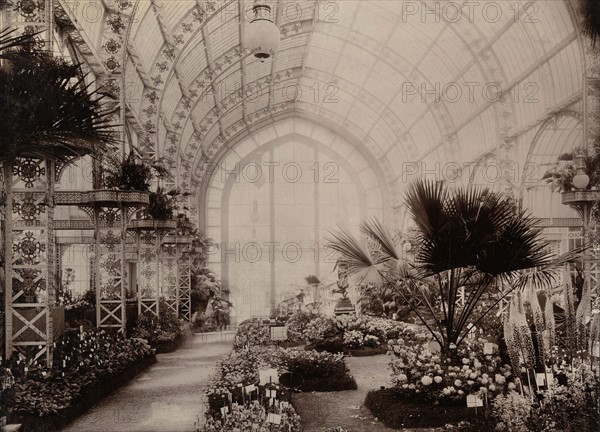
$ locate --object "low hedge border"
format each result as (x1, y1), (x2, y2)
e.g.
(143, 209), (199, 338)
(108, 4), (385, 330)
(13, 353), (157, 432)
(364, 388), (475, 429)
(298, 374), (357, 392)
(305, 342), (387, 357)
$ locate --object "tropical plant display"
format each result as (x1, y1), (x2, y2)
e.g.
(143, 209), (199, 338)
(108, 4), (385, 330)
(0, 34), (116, 162)
(103, 150), (155, 191)
(326, 180), (579, 358)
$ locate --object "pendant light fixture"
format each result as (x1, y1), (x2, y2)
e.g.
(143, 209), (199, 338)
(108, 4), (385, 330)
(245, 3), (280, 62)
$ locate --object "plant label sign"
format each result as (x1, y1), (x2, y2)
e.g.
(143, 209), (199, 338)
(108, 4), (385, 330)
(467, 393), (483, 408)
(244, 384), (256, 394)
(270, 326), (288, 341)
(536, 372), (553, 388)
(267, 413), (281, 425)
(483, 343), (494, 355)
(259, 368), (278, 385)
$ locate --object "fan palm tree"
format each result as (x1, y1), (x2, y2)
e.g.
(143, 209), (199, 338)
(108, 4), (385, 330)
(0, 31), (116, 162)
(326, 180), (580, 358)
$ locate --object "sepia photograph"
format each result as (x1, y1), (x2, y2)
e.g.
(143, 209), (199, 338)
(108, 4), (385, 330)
(0, 0), (598, 430)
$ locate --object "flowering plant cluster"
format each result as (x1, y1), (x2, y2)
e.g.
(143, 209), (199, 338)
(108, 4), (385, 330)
(343, 330), (379, 348)
(198, 401), (301, 432)
(232, 319), (272, 350)
(286, 311), (422, 349)
(6, 330), (154, 417)
(388, 338), (515, 403)
(276, 349), (347, 379)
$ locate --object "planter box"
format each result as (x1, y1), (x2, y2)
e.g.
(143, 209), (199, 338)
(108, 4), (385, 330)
(561, 190), (600, 205)
(55, 190), (150, 207)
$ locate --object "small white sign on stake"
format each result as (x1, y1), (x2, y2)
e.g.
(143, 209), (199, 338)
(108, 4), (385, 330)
(267, 413), (282, 425)
(244, 384), (256, 394)
(483, 343), (494, 355)
(259, 368), (279, 385)
(535, 373), (546, 387)
(467, 393), (484, 408)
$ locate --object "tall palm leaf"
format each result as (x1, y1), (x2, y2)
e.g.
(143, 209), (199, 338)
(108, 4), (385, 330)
(0, 43), (117, 162)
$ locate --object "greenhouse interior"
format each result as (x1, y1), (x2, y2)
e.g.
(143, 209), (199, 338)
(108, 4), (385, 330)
(0, 0), (599, 431)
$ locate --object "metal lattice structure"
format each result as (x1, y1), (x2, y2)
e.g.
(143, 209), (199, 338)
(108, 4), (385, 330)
(177, 240), (192, 321)
(161, 242), (178, 315)
(3, 159), (55, 365)
(133, 219), (177, 317)
(94, 206), (128, 329)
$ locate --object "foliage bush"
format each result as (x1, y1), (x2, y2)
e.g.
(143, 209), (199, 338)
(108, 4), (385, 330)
(103, 151), (154, 191)
(277, 349), (347, 380)
(487, 367), (599, 432)
(285, 310), (316, 341)
(233, 318), (272, 350)
(130, 301), (185, 345)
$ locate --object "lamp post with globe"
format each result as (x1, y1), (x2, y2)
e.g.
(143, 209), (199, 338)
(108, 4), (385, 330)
(561, 152), (600, 324)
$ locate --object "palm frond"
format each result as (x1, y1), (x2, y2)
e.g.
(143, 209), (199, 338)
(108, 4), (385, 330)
(360, 217), (400, 264)
(0, 47), (117, 162)
(325, 228), (382, 286)
(582, 0), (600, 46)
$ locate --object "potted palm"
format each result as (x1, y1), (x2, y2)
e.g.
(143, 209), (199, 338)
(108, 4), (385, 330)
(326, 180), (580, 361)
(0, 32), (116, 363)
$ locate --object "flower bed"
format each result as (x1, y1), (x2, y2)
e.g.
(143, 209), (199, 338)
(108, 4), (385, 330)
(198, 401), (301, 432)
(288, 311), (418, 355)
(387, 338), (515, 404)
(2, 330), (156, 431)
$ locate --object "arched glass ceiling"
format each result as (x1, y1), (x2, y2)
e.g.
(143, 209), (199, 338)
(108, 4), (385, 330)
(62, 0), (585, 204)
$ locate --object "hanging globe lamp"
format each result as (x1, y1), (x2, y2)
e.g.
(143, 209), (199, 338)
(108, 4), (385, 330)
(245, 4), (280, 62)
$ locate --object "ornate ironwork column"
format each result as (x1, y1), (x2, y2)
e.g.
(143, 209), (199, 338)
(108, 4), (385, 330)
(132, 219), (176, 317)
(162, 235), (192, 320)
(177, 238), (193, 321)
(3, 159), (55, 365)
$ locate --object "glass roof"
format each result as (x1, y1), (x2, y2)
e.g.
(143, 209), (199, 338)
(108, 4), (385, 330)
(61, 0), (585, 205)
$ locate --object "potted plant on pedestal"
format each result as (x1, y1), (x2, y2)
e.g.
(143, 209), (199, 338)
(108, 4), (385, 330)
(0, 32), (116, 363)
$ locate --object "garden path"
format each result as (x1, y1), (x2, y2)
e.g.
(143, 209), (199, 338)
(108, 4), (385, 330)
(292, 354), (441, 432)
(62, 337), (232, 432)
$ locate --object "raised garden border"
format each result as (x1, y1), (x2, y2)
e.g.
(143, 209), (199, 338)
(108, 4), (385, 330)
(12, 353), (157, 432)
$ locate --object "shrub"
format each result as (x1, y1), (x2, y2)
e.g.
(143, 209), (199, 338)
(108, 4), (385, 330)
(285, 310), (317, 341)
(233, 319), (271, 350)
(131, 301), (185, 345)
